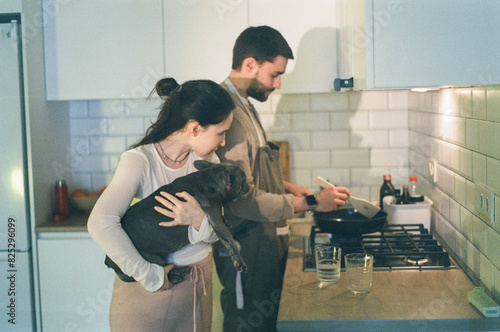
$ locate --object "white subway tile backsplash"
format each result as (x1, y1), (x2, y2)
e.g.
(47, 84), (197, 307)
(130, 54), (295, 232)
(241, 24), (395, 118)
(313, 169), (350, 187)
(369, 111), (408, 129)
(350, 130), (388, 148)
(68, 85), (499, 296)
(460, 207), (473, 241)
(465, 119), (479, 151)
(71, 155), (110, 173)
(349, 91), (388, 111)
(290, 169), (312, 187)
(471, 215), (487, 251)
(486, 157), (500, 194)
(478, 120), (496, 156)
(480, 254), (495, 291)
(486, 227), (500, 270)
(370, 148), (408, 167)
(68, 100), (88, 118)
(347, 111), (370, 129)
(268, 132), (311, 151)
(331, 150), (369, 168)
(291, 112), (329, 131)
(89, 137), (127, 154)
(454, 175), (467, 206)
(311, 93), (348, 111)
(388, 90), (409, 110)
(467, 241), (481, 278)
(472, 88), (487, 120)
(458, 89), (473, 118)
(71, 138), (90, 156)
(449, 199), (460, 229)
(273, 94), (309, 113)
(71, 118), (108, 137)
(293, 150), (330, 169)
(459, 148), (473, 179)
(260, 113), (291, 132)
(472, 152), (487, 186)
(311, 131), (349, 149)
(389, 129), (409, 148)
(351, 167), (391, 187)
(449, 144), (460, 172)
(107, 118), (144, 135)
(329, 112), (351, 130)
(91, 173), (114, 192)
(486, 86), (500, 122)
(125, 98), (162, 117)
(88, 100), (125, 117)
(437, 89), (460, 116)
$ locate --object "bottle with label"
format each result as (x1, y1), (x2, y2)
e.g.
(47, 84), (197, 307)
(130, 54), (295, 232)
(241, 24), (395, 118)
(409, 176), (418, 196)
(54, 180), (69, 220)
(379, 174), (396, 210)
(408, 176), (424, 203)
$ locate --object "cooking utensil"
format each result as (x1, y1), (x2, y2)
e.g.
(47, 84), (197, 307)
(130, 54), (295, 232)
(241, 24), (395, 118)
(313, 208), (387, 234)
(314, 176), (381, 219)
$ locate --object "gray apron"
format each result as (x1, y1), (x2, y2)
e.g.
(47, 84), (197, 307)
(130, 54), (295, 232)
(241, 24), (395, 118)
(215, 142), (289, 332)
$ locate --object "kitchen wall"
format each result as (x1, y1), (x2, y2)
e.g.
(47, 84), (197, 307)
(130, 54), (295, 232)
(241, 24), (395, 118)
(408, 86), (500, 301)
(68, 85), (499, 300)
(69, 89), (410, 199)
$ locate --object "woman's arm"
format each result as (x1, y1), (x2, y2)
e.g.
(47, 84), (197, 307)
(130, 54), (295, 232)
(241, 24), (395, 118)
(87, 150), (165, 292)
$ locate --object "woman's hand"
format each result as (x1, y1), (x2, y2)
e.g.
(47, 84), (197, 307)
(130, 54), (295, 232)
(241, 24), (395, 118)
(154, 191), (205, 230)
(314, 186), (351, 212)
(155, 264), (174, 291)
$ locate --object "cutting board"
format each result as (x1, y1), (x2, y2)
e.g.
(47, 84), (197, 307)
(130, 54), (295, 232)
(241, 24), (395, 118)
(271, 140), (290, 182)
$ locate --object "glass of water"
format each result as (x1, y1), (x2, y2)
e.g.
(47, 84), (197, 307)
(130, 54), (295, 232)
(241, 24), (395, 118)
(314, 245), (341, 284)
(345, 253), (374, 293)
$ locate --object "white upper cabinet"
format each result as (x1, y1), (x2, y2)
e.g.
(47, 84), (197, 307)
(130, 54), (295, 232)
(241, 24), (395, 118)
(249, 0), (338, 94)
(338, 0), (500, 89)
(163, 1), (247, 84)
(43, 0), (165, 100)
(43, 0), (339, 100)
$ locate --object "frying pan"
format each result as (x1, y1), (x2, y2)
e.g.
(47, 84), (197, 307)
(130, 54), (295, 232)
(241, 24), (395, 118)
(313, 208), (387, 234)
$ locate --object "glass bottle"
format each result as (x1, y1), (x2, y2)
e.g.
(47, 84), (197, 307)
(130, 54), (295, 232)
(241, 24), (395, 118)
(409, 176), (418, 196)
(379, 174), (396, 209)
(54, 180), (69, 219)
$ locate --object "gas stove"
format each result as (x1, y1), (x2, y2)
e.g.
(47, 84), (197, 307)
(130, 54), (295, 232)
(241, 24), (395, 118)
(303, 224), (457, 272)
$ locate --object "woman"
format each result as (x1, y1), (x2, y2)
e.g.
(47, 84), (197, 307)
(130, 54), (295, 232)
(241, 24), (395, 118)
(88, 77), (235, 331)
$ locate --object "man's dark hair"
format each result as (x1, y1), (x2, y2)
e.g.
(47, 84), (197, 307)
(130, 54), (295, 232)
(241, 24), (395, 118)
(232, 26), (294, 70)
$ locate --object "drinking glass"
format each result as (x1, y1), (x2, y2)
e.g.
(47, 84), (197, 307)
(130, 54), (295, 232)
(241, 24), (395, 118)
(314, 245), (341, 284)
(345, 253), (374, 293)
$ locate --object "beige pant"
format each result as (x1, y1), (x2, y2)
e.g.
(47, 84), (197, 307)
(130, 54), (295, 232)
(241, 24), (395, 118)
(109, 253), (213, 332)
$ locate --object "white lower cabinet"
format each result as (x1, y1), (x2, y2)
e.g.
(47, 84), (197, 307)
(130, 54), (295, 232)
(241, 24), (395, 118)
(37, 234), (115, 332)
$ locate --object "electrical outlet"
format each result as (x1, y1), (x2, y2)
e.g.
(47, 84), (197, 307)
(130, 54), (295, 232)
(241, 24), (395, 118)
(474, 184), (495, 224)
(428, 158), (437, 183)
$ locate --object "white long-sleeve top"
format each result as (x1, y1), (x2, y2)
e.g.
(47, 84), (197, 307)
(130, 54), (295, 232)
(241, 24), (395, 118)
(87, 144), (218, 292)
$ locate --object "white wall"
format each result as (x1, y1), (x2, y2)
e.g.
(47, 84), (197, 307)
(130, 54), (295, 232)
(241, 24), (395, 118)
(408, 86), (500, 301)
(68, 90), (410, 203)
(67, 85), (499, 301)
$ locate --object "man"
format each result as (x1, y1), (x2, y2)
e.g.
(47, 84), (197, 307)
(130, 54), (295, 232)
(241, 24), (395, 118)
(214, 26), (351, 332)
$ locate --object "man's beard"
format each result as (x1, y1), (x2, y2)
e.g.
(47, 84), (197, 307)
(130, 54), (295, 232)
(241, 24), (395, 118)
(247, 78), (274, 102)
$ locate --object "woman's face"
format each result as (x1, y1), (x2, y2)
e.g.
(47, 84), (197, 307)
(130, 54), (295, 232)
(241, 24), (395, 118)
(193, 112), (233, 159)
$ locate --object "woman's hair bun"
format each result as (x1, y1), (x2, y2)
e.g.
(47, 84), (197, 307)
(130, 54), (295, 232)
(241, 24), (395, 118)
(154, 77), (180, 98)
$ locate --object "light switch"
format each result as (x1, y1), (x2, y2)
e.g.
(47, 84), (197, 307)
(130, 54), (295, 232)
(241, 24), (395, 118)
(428, 158), (437, 183)
(474, 183), (495, 225)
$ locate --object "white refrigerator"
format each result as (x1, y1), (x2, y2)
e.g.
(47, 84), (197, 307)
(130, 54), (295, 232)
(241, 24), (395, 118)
(0, 15), (36, 331)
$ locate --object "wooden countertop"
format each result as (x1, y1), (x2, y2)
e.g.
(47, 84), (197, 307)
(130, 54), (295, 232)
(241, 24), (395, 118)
(278, 221), (500, 331)
(35, 212), (90, 232)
